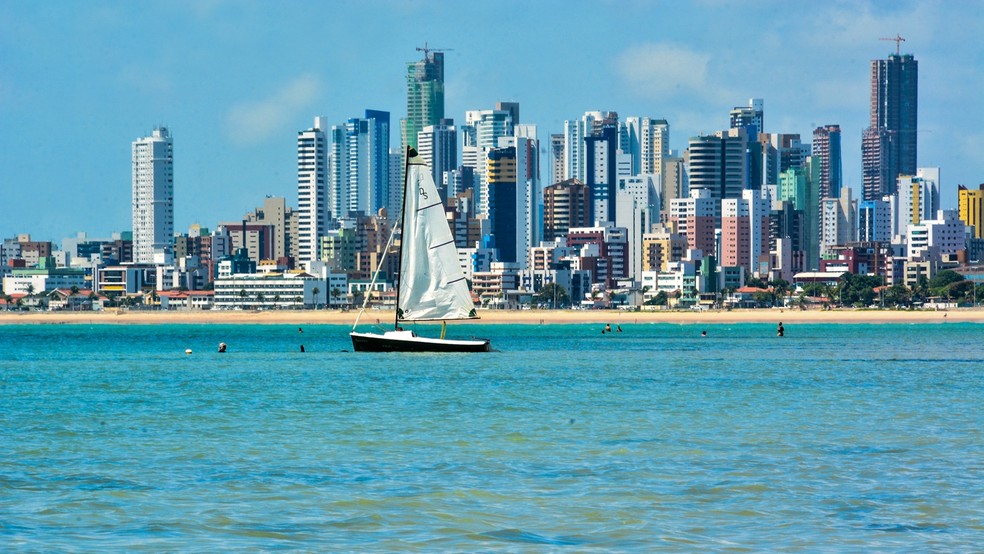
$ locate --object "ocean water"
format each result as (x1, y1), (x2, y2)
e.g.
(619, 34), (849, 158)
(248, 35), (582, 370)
(1, 321), (982, 551)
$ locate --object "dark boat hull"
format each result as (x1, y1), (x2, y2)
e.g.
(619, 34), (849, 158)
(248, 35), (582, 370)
(350, 331), (491, 353)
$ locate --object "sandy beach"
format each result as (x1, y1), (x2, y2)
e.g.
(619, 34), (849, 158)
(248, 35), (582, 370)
(1, 307), (979, 326)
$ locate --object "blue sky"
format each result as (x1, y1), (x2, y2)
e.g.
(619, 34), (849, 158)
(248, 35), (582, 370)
(2, 0), (981, 242)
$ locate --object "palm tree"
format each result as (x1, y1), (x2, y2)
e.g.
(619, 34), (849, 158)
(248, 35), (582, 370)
(312, 286), (321, 309)
(26, 283), (35, 308)
(331, 287), (342, 309)
(239, 288), (248, 310)
(256, 292), (265, 308)
(273, 294), (281, 309)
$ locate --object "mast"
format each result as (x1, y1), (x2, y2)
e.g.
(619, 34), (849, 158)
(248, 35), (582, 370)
(394, 146), (415, 330)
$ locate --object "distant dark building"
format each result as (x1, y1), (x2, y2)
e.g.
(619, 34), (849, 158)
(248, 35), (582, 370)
(862, 53), (917, 200)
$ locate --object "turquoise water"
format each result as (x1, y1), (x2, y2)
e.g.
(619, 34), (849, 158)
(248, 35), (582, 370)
(1, 322), (982, 551)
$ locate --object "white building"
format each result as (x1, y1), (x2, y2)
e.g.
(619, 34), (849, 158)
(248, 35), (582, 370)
(908, 210), (966, 259)
(417, 119), (457, 188)
(132, 127), (173, 264)
(616, 174), (660, 281)
(621, 117), (669, 177)
(214, 273), (321, 309)
(298, 117), (330, 263)
(898, 168), (941, 232)
(820, 187), (857, 258)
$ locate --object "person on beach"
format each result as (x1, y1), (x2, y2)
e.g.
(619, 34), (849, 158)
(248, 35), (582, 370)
(777, 322), (784, 337)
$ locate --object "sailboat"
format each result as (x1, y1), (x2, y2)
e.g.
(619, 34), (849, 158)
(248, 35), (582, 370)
(350, 147), (491, 352)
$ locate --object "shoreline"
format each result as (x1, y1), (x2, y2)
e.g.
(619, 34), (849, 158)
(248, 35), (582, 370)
(0, 308), (979, 326)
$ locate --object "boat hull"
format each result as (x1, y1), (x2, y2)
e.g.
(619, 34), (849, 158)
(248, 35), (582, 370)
(350, 331), (491, 353)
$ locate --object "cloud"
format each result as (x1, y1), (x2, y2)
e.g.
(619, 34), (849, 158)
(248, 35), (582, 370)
(225, 74), (321, 146)
(614, 43), (712, 100)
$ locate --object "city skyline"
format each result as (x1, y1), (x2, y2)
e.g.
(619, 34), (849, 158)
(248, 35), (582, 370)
(2, 1), (982, 242)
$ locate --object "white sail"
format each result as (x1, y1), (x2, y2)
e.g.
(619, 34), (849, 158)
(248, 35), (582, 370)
(398, 154), (478, 321)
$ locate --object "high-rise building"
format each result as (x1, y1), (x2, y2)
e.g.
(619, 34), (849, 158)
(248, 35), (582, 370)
(670, 189), (717, 258)
(778, 158), (821, 269)
(344, 110), (390, 217)
(898, 168), (941, 228)
(862, 52), (917, 200)
(131, 127), (174, 264)
(486, 145), (529, 268)
(812, 125), (843, 199)
(859, 199), (893, 242)
(548, 133), (565, 186)
(958, 184), (984, 239)
(721, 189), (770, 274)
(622, 117), (669, 176)
(297, 117), (329, 263)
(730, 98), (764, 138)
(562, 111), (616, 183)
(686, 128), (748, 203)
(401, 49), (444, 152)
(543, 179), (590, 242)
(585, 117), (621, 225)
(820, 188), (857, 258)
(417, 118), (457, 191)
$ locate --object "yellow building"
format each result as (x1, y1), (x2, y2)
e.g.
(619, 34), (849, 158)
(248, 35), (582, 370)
(958, 184), (984, 239)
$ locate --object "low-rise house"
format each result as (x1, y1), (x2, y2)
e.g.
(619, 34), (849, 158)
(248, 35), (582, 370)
(158, 290), (215, 310)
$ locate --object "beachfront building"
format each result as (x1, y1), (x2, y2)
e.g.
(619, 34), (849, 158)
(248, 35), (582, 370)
(157, 290), (215, 310)
(213, 272), (321, 310)
(132, 127), (174, 264)
(2, 259), (86, 295)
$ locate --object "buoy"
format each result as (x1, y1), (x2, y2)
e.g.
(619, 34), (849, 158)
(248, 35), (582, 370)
(185, 349), (193, 355)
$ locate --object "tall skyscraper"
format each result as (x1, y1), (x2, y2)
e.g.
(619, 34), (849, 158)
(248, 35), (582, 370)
(401, 49), (444, 153)
(297, 117), (329, 263)
(862, 52), (917, 200)
(131, 127), (173, 264)
(958, 184), (984, 239)
(812, 125), (843, 200)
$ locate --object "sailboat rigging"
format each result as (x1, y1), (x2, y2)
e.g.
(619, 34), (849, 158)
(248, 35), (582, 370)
(350, 147), (491, 352)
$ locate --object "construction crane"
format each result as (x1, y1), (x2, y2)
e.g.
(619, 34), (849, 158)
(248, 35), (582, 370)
(416, 42), (453, 58)
(880, 34), (906, 55)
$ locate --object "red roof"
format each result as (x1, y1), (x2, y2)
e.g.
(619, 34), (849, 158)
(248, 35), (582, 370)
(735, 286), (772, 293)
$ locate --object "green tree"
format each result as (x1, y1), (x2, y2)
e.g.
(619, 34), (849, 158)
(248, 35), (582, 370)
(331, 287), (342, 308)
(312, 286), (321, 309)
(536, 283), (570, 309)
(70, 285), (80, 295)
(239, 288), (248, 309)
(653, 290), (668, 306)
